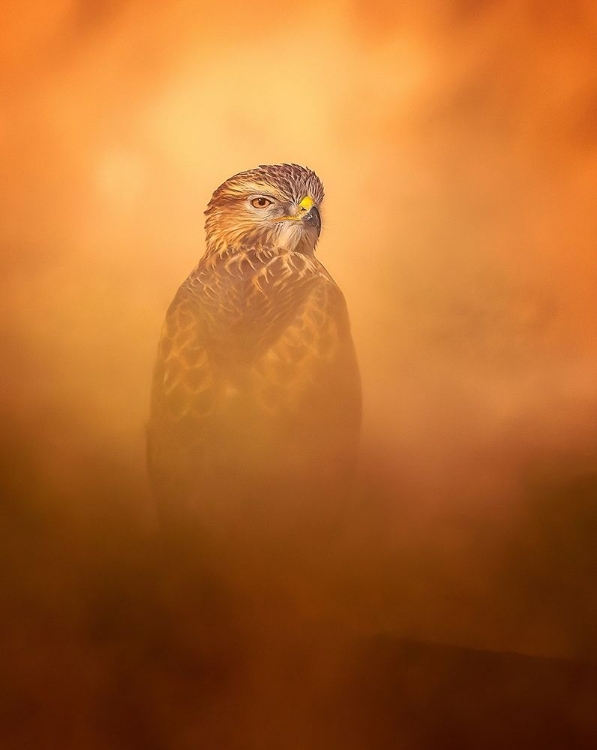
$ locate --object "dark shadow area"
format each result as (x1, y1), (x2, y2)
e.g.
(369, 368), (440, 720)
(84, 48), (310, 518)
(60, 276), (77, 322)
(344, 636), (597, 750)
(2, 414), (597, 749)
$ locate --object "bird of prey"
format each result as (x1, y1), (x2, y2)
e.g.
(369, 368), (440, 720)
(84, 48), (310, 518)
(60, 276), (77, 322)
(147, 164), (361, 535)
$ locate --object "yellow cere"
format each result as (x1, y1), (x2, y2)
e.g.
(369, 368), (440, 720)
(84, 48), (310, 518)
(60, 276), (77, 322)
(274, 195), (316, 222)
(299, 196), (314, 212)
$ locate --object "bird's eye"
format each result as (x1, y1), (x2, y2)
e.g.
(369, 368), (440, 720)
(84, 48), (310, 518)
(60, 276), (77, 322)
(251, 197), (273, 208)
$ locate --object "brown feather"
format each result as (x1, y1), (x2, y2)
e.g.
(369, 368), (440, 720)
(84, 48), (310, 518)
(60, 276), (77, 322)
(148, 164), (360, 533)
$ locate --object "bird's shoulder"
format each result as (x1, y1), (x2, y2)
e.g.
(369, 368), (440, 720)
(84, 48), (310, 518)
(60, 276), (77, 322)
(175, 248), (345, 332)
(150, 248), (352, 419)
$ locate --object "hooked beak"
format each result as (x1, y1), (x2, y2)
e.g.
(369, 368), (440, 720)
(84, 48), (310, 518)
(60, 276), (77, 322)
(298, 196), (321, 235)
(274, 195), (322, 237)
(303, 205), (321, 234)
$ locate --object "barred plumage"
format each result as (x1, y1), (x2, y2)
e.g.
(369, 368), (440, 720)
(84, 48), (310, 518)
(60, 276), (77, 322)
(148, 164), (361, 533)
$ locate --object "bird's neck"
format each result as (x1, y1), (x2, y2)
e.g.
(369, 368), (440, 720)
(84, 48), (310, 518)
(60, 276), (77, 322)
(202, 238), (316, 264)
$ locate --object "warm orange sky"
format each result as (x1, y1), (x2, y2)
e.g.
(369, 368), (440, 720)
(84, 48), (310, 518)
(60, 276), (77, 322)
(2, 0), (597, 658)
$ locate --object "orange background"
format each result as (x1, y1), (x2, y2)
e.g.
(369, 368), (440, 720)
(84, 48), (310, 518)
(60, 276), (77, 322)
(2, 1), (597, 661)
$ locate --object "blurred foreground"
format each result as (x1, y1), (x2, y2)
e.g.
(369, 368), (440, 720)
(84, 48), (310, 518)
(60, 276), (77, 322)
(2, 416), (597, 748)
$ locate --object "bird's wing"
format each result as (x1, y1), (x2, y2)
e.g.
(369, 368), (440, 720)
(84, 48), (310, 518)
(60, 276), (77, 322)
(243, 269), (361, 494)
(249, 268), (360, 420)
(147, 281), (220, 501)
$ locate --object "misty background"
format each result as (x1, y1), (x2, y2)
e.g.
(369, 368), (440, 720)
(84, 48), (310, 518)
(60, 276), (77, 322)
(2, 3), (597, 734)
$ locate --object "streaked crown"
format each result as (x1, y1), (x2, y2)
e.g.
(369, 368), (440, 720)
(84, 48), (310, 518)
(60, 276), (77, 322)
(204, 164), (325, 256)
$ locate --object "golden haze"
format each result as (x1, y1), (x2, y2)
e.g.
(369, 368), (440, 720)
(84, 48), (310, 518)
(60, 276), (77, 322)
(2, 0), (597, 673)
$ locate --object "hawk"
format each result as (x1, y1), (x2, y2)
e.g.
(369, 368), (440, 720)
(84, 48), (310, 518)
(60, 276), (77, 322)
(148, 164), (361, 535)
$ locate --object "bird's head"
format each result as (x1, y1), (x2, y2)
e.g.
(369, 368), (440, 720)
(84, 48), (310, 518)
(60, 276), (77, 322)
(204, 163), (324, 257)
